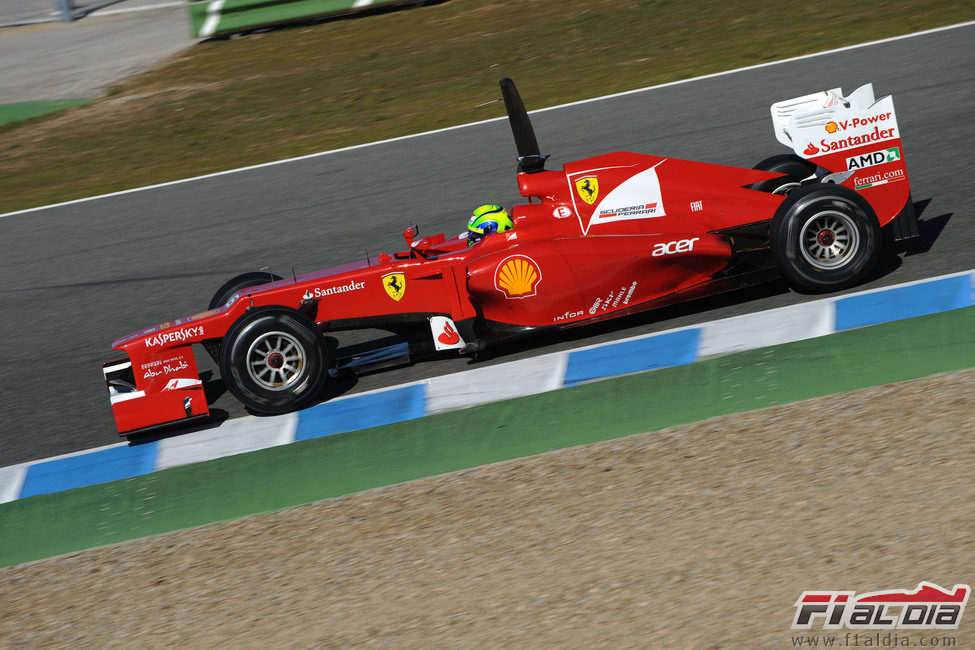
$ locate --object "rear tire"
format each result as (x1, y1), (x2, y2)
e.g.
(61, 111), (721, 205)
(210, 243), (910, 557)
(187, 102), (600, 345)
(771, 184), (881, 293)
(751, 154), (816, 195)
(219, 307), (328, 414)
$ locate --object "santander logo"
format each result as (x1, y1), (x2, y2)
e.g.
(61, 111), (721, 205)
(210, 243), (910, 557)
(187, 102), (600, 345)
(803, 143), (820, 156)
(430, 316), (465, 351)
(438, 321), (460, 346)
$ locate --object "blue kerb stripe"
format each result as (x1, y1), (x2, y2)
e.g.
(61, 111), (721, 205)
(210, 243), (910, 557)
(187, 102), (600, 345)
(19, 442), (159, 499)
(835, 275), (973, 331)
(294, 384), (427, 441)
(563, 328), (701, 386)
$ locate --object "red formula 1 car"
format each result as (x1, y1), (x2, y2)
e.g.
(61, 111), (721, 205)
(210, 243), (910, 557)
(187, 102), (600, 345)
(103, 78), (917, 436)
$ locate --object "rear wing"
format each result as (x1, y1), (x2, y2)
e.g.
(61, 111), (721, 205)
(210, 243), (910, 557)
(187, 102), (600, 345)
(770, 83), (914, 235)
(771, 83), (900, 165)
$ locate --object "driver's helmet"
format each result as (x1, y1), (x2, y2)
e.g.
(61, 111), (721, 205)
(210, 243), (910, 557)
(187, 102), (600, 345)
(467, 204), (513, 247)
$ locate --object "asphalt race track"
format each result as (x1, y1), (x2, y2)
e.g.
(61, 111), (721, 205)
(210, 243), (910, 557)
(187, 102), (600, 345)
(1, 25), (972, 466)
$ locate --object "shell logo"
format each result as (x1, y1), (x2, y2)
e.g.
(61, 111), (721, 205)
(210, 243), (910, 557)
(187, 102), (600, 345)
(495, 255), (542, 299)
(825, 121), (839, 134)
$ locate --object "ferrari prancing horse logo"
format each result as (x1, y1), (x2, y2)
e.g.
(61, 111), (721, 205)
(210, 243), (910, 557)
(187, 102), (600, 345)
(575, 176), (599, 205)
(382, 272), (406, 301)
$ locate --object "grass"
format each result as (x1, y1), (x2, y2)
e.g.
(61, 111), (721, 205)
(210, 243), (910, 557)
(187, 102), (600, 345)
(0, 0), (972, 214)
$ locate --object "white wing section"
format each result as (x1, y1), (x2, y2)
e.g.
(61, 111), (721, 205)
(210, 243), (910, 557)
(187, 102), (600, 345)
(770, 84), (899, 161)
(586, 163), (666, 234)
(770, 86), (844, 147)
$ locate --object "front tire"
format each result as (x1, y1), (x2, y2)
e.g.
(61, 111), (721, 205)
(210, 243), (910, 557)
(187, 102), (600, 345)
(208, 271), (283, 310)
(219, 307), (328, 414)
(771, 184), (881, 293)
(204, 271), (285, 363)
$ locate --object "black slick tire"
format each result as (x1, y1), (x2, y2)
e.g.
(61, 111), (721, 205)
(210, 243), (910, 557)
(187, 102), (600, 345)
(208, 271), (284, 310)
(771, 184), (881, 293)
(751, 154), (816, 195)
(219, 306), (328, 414)
(204, 271), (284, 362)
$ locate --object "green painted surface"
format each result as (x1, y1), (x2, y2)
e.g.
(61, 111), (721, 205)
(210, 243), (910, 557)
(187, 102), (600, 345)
(1, 306), (973, 568)
(188, 0), (405, 38)
(0, 100), (92, 128)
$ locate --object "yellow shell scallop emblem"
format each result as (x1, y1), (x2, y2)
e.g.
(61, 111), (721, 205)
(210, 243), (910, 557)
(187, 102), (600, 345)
(495, 255), (542, 299)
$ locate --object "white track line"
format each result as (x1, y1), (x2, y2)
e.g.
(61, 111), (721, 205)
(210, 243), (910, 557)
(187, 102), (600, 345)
(88, 2), (185, 17)
(1, 19), (972, 221)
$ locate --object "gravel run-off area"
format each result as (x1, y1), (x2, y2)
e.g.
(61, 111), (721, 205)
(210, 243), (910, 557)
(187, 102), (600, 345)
(1, 368), (972, 648)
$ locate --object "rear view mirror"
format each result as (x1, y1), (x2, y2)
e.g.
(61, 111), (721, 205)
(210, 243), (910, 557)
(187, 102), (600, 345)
(402, 225), (419, 246)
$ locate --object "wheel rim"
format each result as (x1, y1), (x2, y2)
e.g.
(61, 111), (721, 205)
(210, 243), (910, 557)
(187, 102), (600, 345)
(246, 331), (305, 391)
(799, 209), (860, 270)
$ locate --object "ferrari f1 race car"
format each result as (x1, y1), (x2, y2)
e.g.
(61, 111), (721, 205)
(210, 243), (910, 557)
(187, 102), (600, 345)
(103, 78), (917, 436)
